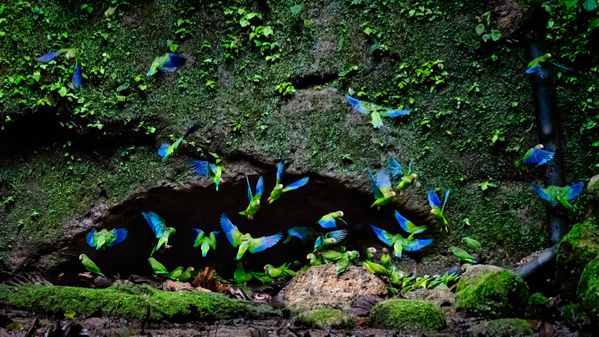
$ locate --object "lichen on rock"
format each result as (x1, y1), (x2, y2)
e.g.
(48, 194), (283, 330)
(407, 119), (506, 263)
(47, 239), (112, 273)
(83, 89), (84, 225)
(454, 264), (529, 318)
(295, 308), (355, 329)
(368, 299), (446, 333)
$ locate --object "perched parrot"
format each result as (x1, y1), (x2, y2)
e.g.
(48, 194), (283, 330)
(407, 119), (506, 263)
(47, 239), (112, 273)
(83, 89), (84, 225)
(336, 250), (360, 275)
(283, 226), (315, 243)
(148, 257), (170, 277)
(192, 228), (219, 257)
(313, 229), (348, 251)
(189, 156), (225, 191)
(157, 124), (200, 161)
(345, 95), (411, 128)
(264, 263), (296, 279)
(320, 249), (344, 263)
(251, 272), (274, 284)
(307, 253), (322, 266)
(79, 254), (105, 277)
(147, 53), (186, 76)
(220, 213), (282, 260)
(85, 228), (128, 250)
(380, 247), (392, 269)
(369, 169), (397, 208)
(388, 157), (417, 191)
(239, 175), (264, 220)
(389, 267), (406, 287)
(233, 263), (253, 284)
(525, 53), (551, 79)
(365, 247), (377, 262)
(267, 162), (309, 203)
(532, 182), (585, 210)
(449, 246), (477, 264)
(370, 224), (433, 258)
(317, 211), (346, 229)
(515, 144), (555, 168)
(168, 266), (194, 282)
(462, 237), (482, 252)
(363, 259), (390, 276)
(141, 211), (176, 256)
(427, 189), (450, 233)
(394, 210), (427, 235)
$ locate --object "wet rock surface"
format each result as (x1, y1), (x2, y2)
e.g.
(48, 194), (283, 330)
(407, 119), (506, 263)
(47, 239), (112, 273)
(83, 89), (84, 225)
(467, 318), (533, 337)
(368, 298), (446, 333)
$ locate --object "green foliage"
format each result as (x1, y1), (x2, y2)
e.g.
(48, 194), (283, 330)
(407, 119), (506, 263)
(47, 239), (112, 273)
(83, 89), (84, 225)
(222, 4), (279, 61)
(395, 60), (449, 94)
(474, 11), (502, 42)
(274, 80), (296, 97)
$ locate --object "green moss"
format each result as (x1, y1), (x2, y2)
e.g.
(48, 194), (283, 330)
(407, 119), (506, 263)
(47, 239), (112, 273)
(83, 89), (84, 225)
(0, 284), (276, 321)
(559, 304), (591, 329)
(526, 292), (551, 318)
(368, 299), (445, 333)
(295, 308), (355, 329)
(469, 318), (533, 337)
(576, 254), (599, 324)
(455, 266), (529, 318)
(556, 219), (599, 301)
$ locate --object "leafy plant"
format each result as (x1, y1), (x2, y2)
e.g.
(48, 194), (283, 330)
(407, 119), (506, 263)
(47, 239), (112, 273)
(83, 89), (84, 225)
(475, 11), (502, 42)
(274, 81), (296, 97)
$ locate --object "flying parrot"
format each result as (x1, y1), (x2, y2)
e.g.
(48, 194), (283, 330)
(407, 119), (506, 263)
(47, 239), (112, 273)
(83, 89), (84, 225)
(370, 224), (433, 258)
(307, 253), (322, 266)
(380, 247), (392, 269)
(317, 211), (346, 229)
(157, 124), (200, 161)
(36, 49), (83, 89)
(192, 228), (219, 257)
(388, 157), (418, 191)
(147, 53), (186, 76)
(462, 237), (482, 252)
(268, 162), (309, 203)
(336, 250), (360, 275)
(220, 213), (282, 260)
(449, 246), (477, 264)
(283, 226), (315, 243)
(79, 254), (105, 278)
(85, 228), (128, 250)
(313, 229), (348, 251)
(71, 64), (82, 89)
(394, 210), (427, 235)
(525, 53), (551, 79)
(532, 182), (585, 210)
(369, 169), (397, 208)
(148, 257), (170, 277)
(189, 156), (225, 191)
(264, 263), (296, 279)
(239, 175), (264, 220)
(427, 189), (450, 233)
(142, 211), (176, 256)
(345, 95), (411, 128)
(515, 144), (555, 168)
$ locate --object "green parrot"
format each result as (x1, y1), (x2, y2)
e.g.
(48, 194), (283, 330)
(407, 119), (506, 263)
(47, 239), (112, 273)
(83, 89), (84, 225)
(462, 237), (482, 252)
(363, 259), (390, 276)
(233, 263), (253, 284)
(268, 162), (309, 203)
(192, 228), (219, 257)
(532, 182), (585, 210)
(388, 157), (418, 192)
(320, 249), (344, 263)
(525, 53), (551, 78)
(251, 272), (274, 284)
(157, 124), (199, 161)
(147, 53), (185, 76)
(239, 176), (264, 220)
(449, 246), (477, 264)
(220, 213), (282, 260)
(313, 229), (348, 251)
(345, 95), (412, 128)
(189, 154), (225, 191)
(335, 250), (360, 275)
(370, 225), (433, 258)
(317, 211), (347, 229)
(380, 247), (392, 269)
(427, 189), (450, 233)
(148, 257), (169, 277)
(169, 266), (194, 282)
(142, 211), (176, 256)
(389, 267), (406, 287)
(264, 263), (296, 279)
(307, 253), (322, 266)
(85, 228), (128, 250)
(514, 144), (555, 168)
(365, 247), (377, 262)
(368, 169), (397, 208)
(79, 254), (105, 278)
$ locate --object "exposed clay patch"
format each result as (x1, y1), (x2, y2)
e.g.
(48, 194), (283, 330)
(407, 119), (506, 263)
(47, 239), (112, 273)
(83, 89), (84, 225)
(6, 158), (432, 283)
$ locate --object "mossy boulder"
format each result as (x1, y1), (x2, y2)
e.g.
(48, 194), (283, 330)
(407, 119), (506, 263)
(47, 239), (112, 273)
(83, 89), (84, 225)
(0, 284), (276, 321)
(556, 219), (599, 300)
(588, 175), (599, 215)
(368, 299), (445, 333)
(526, 292), (551, 318)
(576, 254), (599, 324)
(468, 318), (533, 337)
(455, 265), (529, 318)
(295, 308), (355, 329)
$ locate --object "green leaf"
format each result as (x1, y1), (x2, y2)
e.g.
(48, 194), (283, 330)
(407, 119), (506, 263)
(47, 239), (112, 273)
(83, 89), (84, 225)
(58, 86), (67, 97)
(490, 29), (502, 41)
(475, 23), (485, 35)
(583, 0), (597, 11)
(290, 4), (302, 16)
(592, 140), (599, 147)
(590, 18), (599, 30)
(32, 71), (41, 82)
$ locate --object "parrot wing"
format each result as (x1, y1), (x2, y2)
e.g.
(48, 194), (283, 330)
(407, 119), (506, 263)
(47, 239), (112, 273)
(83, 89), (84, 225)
(375, 169), (392, 191)
(142, 211), (167, 238)
(36, 51), (60, 63)
(220, 213), (243, 246)
(192, 228), (204, 246)
(318, 218), (336, 229)
(368, 170), (383, 199)
(404, 238), (433, 252)
(387, 157), (404, 180)
(283, 177), (309, 192)
(532, 184), (555, 204)
(109, 228), (128, 246)
(523, 147), (555, 166)
(345, 94), (366, 114)
(160, 53), (185, 73)
(71, 64), (82, 89)
(427, 190), (441, 208)
(275, 162), (285, 184)
(325, 229), (348, 242)
(245, 176), (253, 201)
(255, 176), (264, 196)
(157, 143), (170, 158)
(566, 182), (585, 200)
(86, 229), (97, 248)
(189, 160), (210, 176)
(370, 225), (394, 246)
(287, 226), (314, 241)
(250, 232), (283, 253)
(442, 189), (450, 211)
(382, 109), (411, 118)
(394, 210), (426, 235)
